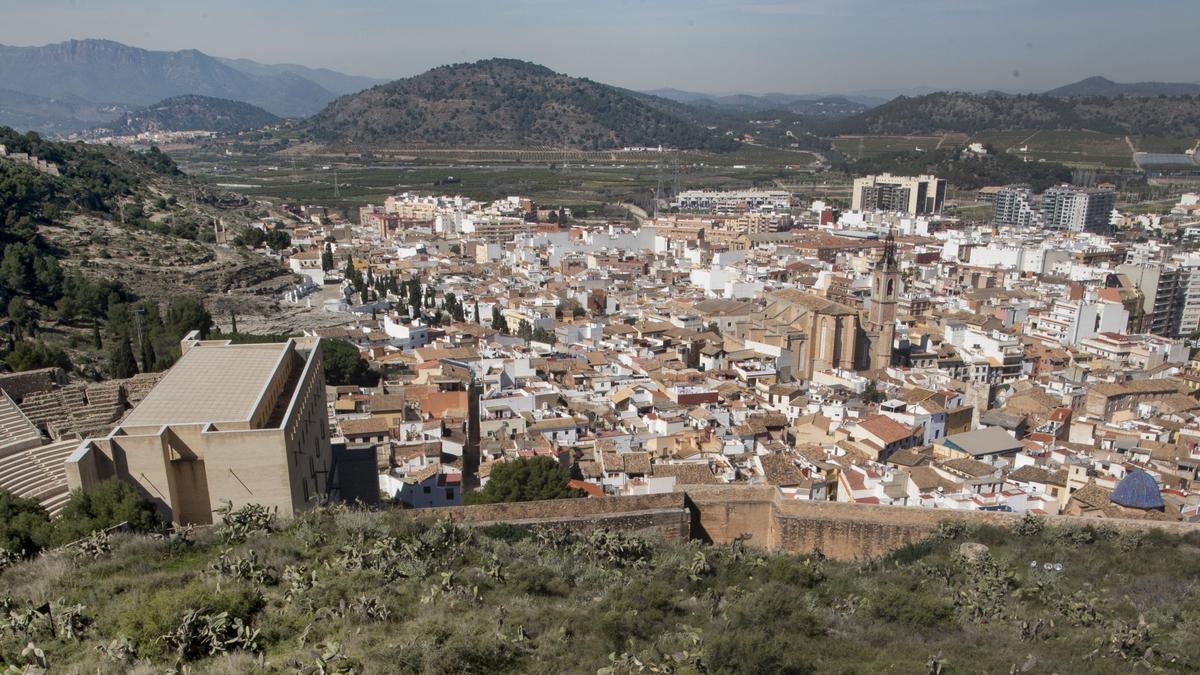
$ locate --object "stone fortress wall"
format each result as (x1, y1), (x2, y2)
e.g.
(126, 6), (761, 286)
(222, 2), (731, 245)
(422, 486), (1200, 560)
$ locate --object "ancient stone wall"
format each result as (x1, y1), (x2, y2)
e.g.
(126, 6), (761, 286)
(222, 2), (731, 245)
(410, 487), (1199, 559)
(421, 493), (692, 542)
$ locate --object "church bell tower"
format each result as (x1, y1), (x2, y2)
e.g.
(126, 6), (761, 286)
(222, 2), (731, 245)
(868, 229), (899, 369)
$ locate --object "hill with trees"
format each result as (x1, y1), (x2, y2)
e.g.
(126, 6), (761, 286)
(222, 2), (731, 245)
(301, 59), (739, 151)
(825, 92), (1200, 137)
(98, 95), (281, 135)
(1, 498), (1199, 672)
(1045, 76), (1200, 97)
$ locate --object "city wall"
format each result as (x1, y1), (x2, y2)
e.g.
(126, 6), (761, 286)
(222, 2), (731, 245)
(418, 486), (1200, 560)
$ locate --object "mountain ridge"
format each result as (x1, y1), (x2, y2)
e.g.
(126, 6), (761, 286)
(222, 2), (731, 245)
(95, 95), (282, 135)
(301, 58), (738, 151)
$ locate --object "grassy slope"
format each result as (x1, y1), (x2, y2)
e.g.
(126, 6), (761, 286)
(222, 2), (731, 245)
(1, 507), (1199, 673)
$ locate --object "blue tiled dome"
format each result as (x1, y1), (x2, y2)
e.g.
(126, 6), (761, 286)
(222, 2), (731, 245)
(1109, 470), (1164, 510)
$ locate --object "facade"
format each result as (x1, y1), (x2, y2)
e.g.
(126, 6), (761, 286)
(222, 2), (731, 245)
(1041, 186), (1116, 232)
(851, 174), (945, 215)
(992, 185), (1039, 227)
(673, 190), (791, 213)
(1118, 263), (1184, 337)
(67, 334), (334, 525)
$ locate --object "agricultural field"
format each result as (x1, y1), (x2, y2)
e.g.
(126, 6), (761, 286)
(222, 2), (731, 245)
(172, 145), (817, 215)
(1132, 137), (1199, 154)
(971, 129), (1133, 169)
(832, 134), (967, 159)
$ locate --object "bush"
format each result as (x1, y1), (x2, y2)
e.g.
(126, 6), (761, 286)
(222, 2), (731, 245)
(0, 489), (53, 557)
(706, 582), (823, 674)
(869, 582), (957, 631)
(114, 578), (263, 658)
(53, 479), (164, 545)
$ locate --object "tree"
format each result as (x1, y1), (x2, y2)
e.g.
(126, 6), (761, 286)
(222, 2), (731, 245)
(517, 320), (533, 340)
(233, 227), (266, 248)
(464, 457), (583, 505)
(164, 297), (213, 340)
(491, 305), (508, 334)
(52, 478), (164, 545)
(407, 277), (422, 316)
(0, 490), (52, 557)
(265, 229), (291, 251)
(4, 340), (71, 372)
(322, 338), (379, 386)
(321, 244), (335, 271)
(107, 335), (139, 379)
(7, 296), (36, 339)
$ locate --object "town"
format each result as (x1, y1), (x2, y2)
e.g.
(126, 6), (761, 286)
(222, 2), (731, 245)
(6, 173), (1200, 526)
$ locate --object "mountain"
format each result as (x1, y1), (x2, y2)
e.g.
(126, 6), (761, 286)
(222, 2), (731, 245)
(0, 39), (335, 118)
(302, 59), (738, 151)
(0, 88), (133, 134)
(644, 88), (867, 118)
(97, 95), (281, 135)
(216, 57), (385, 95)
(825, 91), (1200, 137)
(1046, 75), (1200, 97)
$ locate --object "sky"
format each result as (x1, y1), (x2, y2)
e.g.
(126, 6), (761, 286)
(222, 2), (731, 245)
(1, 0), (1197, 95)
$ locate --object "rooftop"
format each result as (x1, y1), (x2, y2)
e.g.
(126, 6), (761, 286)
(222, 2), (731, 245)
(121, 342), (291, 428)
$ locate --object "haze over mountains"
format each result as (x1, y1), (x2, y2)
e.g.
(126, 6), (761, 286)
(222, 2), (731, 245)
(0, 38), (1198, 147)
(0, 39), (383, 132)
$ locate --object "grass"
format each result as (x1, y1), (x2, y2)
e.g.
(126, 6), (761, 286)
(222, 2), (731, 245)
(970, 129), (1135, 169)
(2, 507), (1200, 673)
(832, 134), (967, 159)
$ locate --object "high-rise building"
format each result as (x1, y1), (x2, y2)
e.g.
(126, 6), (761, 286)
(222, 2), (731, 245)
(992, 185), (1039, 227)
(1041, 185), (1116, 232)
(851, 174), (945, 215)
(1117, 263), (1184, 337)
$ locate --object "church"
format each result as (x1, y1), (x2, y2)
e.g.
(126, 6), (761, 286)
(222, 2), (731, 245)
(730, 231), (899, 381)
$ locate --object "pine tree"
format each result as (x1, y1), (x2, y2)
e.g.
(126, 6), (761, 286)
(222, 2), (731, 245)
(491, 305), (507, 334)
(139, 335), (155, 373)
(91, 318), (102, 349)
(107, 336), (139, 379)
(230, 312), (238, 335)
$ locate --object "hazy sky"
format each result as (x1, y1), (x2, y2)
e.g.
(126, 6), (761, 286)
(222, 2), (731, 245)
(1, 0), (1196, 94)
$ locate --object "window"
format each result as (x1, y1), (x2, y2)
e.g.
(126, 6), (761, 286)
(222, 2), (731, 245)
(446, 489), (455, 500)
(423, 486), (431, 494)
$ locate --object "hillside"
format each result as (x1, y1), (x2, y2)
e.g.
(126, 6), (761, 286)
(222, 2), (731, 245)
(301, 59), (738, 151)
(0, 39), (336, 119)
(1, 504), (1199, 673)
(826, 92), (1200, 137)
(99, 95), (282, 135)
(1047, 76), (1200, 97)
(647, 89), (867, 117)
(215, 57), (386, 96)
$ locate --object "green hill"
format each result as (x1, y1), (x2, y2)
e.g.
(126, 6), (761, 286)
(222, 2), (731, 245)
(1, 501), (1199, 673)
(301, 58), (738, 151)
(827, 92), (1200, 137)
(100, 95), (281, 135)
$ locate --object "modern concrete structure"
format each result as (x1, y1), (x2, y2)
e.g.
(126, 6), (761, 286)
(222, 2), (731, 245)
(991, 184), (1039, 227)
(1041, 185), (1116, 232)
(67, 333), (334, 525)
(673, 189), (791, 213)
(851, 174), (945, 215)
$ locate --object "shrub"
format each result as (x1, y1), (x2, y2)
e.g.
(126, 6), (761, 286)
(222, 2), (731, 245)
(53, 479), (164, 545)
(706, 582), (823, 674)
(869, 582), (957, 631)
(464, 457), (583, 505)
(0, 489), (53, 557)
(114, 579), (263, 657)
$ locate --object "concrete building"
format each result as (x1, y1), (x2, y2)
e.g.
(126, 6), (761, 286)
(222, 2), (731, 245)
(67, 334), (335, 525)
(991, 185), (1039, 227)
(851, 174), (945, 215)
(1118, 263), (1184, 337)
(673, 189), (791, 213)
(1041, 186), (1116, 232)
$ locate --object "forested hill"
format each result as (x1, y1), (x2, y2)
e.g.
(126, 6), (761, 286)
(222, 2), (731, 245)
(825, 92), (1200, 137)
(0, 126), (181, 311)
(100, 95), (282, 135)
(301, 59), (738, 151)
